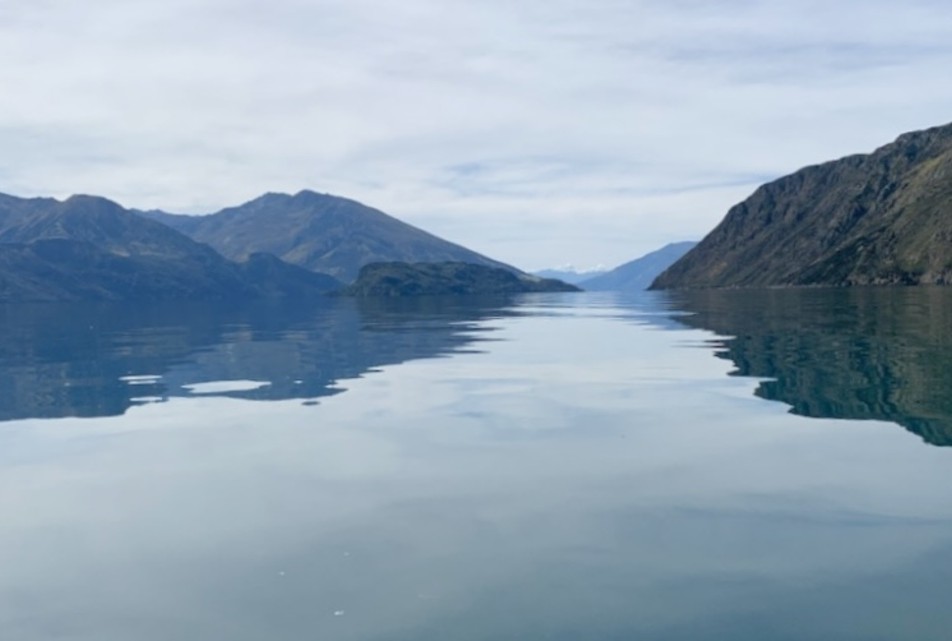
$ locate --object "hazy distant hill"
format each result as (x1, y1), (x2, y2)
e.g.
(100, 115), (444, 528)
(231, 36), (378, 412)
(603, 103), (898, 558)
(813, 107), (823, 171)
(145, 190), (517, 282)
(341, 262), (581, 297)
(533, 267), (608, 285)
(653, 122), (952, 289)
(581, 242), (697, 291)
(0, 194), (339, 301)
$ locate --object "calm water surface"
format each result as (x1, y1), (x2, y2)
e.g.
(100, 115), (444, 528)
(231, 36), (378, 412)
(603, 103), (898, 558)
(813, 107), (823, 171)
(1, 290), (951, 640)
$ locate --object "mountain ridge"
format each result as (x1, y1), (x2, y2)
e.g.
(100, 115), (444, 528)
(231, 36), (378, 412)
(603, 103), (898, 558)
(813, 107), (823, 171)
(652, 122), (952, 289)
(0, 193), (340, 301)
(145, 190), (517, 282)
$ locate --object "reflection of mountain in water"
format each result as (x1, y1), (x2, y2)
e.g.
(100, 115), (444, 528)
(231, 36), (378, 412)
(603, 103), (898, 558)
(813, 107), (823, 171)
(0, 296), (518, 422)
(667, 287), (952, 447)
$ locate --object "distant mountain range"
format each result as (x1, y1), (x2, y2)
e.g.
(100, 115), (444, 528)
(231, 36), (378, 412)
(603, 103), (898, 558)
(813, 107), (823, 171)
(533, 267), (608, 285)
(0, 190), (572, 302)
(144, 190), (515, 282)
(653, 122), (952, 289)
(0, 194), (340, 301)
(8, 120), (952, 300)
(581, 242), (697, 291)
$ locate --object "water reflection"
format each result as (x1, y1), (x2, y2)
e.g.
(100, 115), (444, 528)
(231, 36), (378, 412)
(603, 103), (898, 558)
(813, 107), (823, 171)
(3, 291), (952, 640)
(667, 287), (952, 446)
(0, 296), (517, 422)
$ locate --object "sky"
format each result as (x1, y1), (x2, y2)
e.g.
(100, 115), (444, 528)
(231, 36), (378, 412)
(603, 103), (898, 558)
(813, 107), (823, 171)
(1, 1), (951, 272)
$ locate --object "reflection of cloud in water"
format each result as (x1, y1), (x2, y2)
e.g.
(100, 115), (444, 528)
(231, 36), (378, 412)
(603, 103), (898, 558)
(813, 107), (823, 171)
(119, 375), (162, 385)
(183, 380), (272, 395)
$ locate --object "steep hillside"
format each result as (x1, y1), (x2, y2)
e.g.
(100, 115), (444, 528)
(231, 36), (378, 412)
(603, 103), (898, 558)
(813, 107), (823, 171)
(147, 190), (517, 282)
(582, 242), (696, 291)
(652, 122), (952, 289)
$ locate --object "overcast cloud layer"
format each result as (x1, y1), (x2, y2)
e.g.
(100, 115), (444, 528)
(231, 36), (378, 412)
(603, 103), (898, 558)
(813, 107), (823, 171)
(2, 0), (951, 270)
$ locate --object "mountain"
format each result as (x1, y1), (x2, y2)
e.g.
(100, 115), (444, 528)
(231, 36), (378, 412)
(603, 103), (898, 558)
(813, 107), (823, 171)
(235, 252), (341, 298)
(145, 190), (517, 282)
(533, 267), (608, 285)
(0, 194), (340, 302)
(581, 242), (697, 291)
(652, 122), (952, 289)
(340, 262), (581, 297)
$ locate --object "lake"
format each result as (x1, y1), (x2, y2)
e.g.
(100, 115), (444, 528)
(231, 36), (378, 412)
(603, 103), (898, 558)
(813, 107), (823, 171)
(2, 289), (951, 640)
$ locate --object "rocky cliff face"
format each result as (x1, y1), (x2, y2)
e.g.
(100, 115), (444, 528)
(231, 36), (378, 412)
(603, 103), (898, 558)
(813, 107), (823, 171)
(652, 122), (952, 289)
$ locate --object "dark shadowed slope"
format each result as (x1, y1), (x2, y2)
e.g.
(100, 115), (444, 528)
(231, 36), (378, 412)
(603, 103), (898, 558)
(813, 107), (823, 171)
(146, 190), (517, 282)
(652, 122), (952, 289)
(340, 262), (581, 297)
(582, 242), (697, 291)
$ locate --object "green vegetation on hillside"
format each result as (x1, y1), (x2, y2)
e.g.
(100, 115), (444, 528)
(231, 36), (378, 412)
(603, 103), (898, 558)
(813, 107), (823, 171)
(340, 261), (580, 297)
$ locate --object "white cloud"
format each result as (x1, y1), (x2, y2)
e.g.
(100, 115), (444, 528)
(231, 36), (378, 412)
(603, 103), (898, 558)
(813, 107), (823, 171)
(1, 0), (950, 270)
